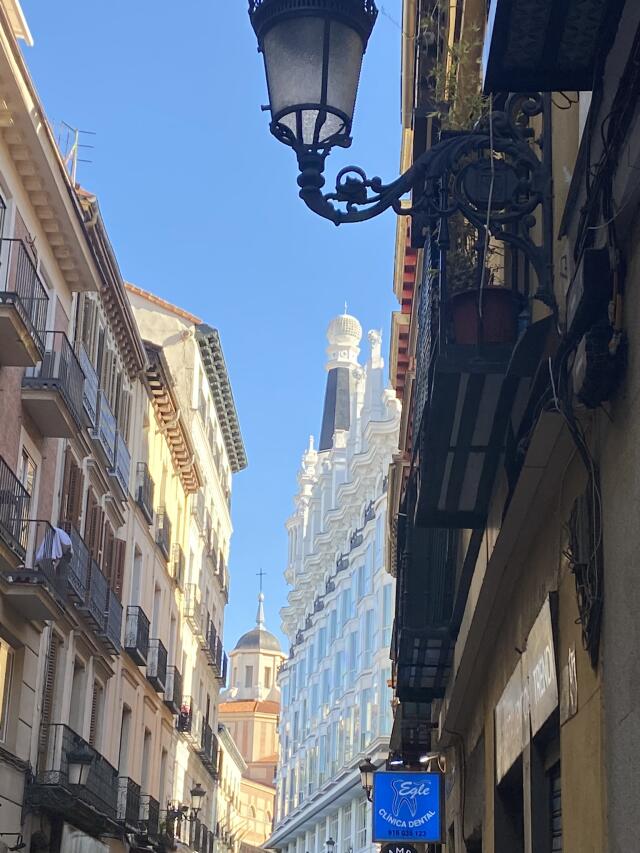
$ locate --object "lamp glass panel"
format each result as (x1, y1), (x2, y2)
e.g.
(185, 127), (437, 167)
(263, 17), (324, 116)
(326, 20), (364, 121)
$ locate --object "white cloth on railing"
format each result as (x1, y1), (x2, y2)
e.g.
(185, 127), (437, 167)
(36, 526), (73, 561)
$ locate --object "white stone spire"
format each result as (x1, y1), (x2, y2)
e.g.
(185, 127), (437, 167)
(256, 591), (265, 628)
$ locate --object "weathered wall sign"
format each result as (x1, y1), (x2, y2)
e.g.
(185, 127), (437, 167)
(372, 771), (444, 844)
(495, 595), (559, 783)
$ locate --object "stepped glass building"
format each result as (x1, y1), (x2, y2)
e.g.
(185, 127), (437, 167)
(267, 315), (400, 853)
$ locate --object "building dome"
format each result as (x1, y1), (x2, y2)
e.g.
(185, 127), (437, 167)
(327, 312), (362, 347)
(234, 626), (282, 652)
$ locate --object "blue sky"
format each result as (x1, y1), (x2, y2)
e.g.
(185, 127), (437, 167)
(21, 0), (402, 649)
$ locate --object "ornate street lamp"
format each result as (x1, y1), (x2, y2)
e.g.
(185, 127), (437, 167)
(190, 782), (206, 819)
(67, 743), (94, 785)
(167, 782), (207, 826)
(358, 757), (375, 802)
(326, 837), (335, 853)
(248, 0), (553, 304)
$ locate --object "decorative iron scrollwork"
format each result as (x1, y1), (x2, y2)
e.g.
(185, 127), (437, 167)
(296, 93), (553, 305)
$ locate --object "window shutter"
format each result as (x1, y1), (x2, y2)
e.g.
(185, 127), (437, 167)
(39, 632), (59, 755)
(102, 523), (115, 583)
(60, 449), (72, 522)
(68, 462), (83, 527)
(89, 681), (99, 746)
(81, 296), (95, 352)
(113, 539), (126, 600)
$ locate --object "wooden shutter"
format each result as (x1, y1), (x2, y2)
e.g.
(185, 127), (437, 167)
(113, 539), (126, 600)
(81, 296), (95, 353)
(84, 491), (104, 562)
(38, 632), (59, 755)
(89, 681), (99, 746)
(61, 449), (82, 527)
(102, 523), (115, 583)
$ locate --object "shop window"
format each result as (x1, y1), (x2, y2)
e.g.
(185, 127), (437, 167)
(549, 762), (562, 852)
(495, 758), (524, 853)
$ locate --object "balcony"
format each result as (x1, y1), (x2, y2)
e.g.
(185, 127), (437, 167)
(109, 431), (131, 500)
(136, 462), (154, 524)
(117, 776), (141, 829)
(198, 720), (218, 776)
(0, 454), (30, 563)
(91, 389), (117, 468)
(139, 794), (160, 839)
(101, 589), (123, 654)
(146, 638), (168, 692)
(171, 543), (185, 589)
(220, 652), (228, 688)
(22, 332), (85, 438)
(2, 519), (67, 621)
(27, 724), (119, 836)
(155, 508), (171, 560)
(184, 584), (206, 640)
(217, 553), (229, 601)
(61, 523), (90, 604)
(482, 0), (624, 93)
(204, 617), (217, 664)
(0, 237), (48, 367)
(177, 696), (193, 735)
(164, 666), (183, 714)
(394, 484), (459, 703)
(78, 344), (99, 427)
(78, 558), (109, 633)
(124, 605), (150, 666)
(412, 224), (549, 529)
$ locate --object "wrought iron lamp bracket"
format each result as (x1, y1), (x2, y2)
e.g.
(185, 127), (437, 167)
(295, 94), (554, 306)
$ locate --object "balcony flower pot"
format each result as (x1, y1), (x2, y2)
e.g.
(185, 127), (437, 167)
(449, 285), (520, 345)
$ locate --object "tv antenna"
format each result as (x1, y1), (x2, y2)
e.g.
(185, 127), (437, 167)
(57, 121), (96, 185)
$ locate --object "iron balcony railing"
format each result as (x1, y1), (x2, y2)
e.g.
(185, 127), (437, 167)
(0, 237), (48, 355)
(117, 776), (141, 828)
(30, 723), (118, 820)
(61, 523), (90, 604)
(102, 589), (123, 654)
(205, 617), (217, 665)
(164, 666), (182, 715)
(155, 508), (171, 560)
(184, 585), (205, 639)
(199, 720), (218, 772)
(177, 695), (193, 734)
(110, 431), (131, 497)
(77, 344), (99, 427)
(136, 462), (154, 524)
(78, 558), (109, 632)
(146, 638), (168, 692)
(171, 543), (185, 588)
(92, 389), (117, 468)
(4, 519), (68, 602)
(0, 454), (30, 559)
(124, 605), (150, 666)
(139, 794), (160, 838)
(23, 331), (85, 427)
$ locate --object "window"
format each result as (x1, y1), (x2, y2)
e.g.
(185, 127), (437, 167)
(348, 631), (359, 686)
(361, 610), (375, 669)
(364, 546), (373, 594)
(359, 688), (375, 750)
(356, 800), (368, 850)
(341, 803), (353, 852)
(321, 668), (331, 713)
(245, 666), (254, 688)
(329, 813), (339, 847)
(332, 651), (345, 702)
(318, 627), (327, 661)
(69, 660), (86, 736)
(19, 447), (37, 506)
(311, 682), (320, 724)
(329, 610), (337, 645)
(0, 641), (13, 742)
(118, 705), (132, 774)
(379, 667), (392, 736)
(382, 584), (393, 647)
(339, 588), (352, 627)
(319, 734), (328, 785)
(265, 666), (272, 689)
(89, 680), (105, 750)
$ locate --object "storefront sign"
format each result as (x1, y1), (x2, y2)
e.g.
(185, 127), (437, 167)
(495, 659), (529, 783)
(372, 771), (444, 843)
(495, 595), (559, 782)
(525, 597), (558, 736)
(381, 843), (419, 853)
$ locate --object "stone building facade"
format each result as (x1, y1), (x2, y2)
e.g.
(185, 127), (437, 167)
(267, 315), (400, 853)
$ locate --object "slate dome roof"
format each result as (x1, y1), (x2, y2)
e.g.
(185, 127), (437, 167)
(234, 626), (282, 652)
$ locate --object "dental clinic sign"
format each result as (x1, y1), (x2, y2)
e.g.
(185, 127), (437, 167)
(372, 771), (445, 844)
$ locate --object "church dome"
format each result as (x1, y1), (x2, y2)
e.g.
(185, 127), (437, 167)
(233, 591), (282, 653)
(234, 626), (282, 652)
(327, 312), (362, 347)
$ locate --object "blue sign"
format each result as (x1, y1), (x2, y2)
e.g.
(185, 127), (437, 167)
(372, 771), (444, 843)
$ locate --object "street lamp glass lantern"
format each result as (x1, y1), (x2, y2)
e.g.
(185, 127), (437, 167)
(358, 757), (376, 800)
(249, 0), (378, 153)
(67, 743), (94, 786)
(190, 782), (206, 816)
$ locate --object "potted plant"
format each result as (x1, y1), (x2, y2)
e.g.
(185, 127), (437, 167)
(445, 215), (520, 345)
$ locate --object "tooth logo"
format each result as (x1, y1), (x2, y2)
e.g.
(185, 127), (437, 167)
(391, 781), (418, 817)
